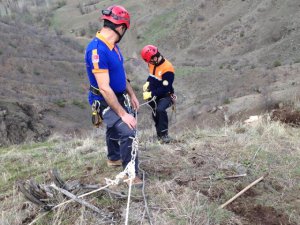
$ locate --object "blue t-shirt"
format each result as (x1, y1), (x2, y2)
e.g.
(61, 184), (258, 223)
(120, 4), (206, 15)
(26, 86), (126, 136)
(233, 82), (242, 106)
(85, 32), (126, 104)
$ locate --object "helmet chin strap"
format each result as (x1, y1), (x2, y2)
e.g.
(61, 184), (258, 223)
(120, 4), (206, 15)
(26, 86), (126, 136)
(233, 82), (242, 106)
(115, 29), (126, 43)
(111, 26), (126, 43)
(152, 55), (164, 66)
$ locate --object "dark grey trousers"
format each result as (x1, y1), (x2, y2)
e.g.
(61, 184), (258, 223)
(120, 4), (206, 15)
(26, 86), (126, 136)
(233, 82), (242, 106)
(149, 96), (172, 137)
(102, 107), (138, 174)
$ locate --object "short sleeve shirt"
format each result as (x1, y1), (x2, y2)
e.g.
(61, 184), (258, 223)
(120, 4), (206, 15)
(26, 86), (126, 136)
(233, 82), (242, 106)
(85, 32), (126, 104)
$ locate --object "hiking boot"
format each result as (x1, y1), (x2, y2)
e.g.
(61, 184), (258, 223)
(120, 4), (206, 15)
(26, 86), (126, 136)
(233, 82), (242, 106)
(158, 135), (172, 144)
(124, 176), (143, 188)
(107, 159), (122, 167)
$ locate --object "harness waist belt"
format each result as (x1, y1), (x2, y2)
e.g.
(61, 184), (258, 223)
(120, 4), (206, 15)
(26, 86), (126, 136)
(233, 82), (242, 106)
(90, 85), (126, 98)
(157, 92), (172, 99)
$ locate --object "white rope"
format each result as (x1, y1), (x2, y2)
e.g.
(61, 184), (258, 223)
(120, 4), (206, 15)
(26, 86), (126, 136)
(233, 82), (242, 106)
(139, 96), (156, 107)
(105, 135), (139, 225)
(125, 176), (133, 225)
(105, 96), (155, 187)
(104, 109), (142, 225)
(30, 99), (153, 225)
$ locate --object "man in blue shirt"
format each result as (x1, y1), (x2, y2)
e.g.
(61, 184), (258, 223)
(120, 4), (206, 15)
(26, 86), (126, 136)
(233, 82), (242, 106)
(85, 5), (142, 185)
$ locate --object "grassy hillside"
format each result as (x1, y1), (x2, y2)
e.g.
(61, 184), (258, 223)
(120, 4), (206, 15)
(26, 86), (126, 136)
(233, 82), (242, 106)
(0, 1), (300, 223)
(1, 0), (300, 141)
(1, 120), (299, 224)
(45, 0), (300, 124)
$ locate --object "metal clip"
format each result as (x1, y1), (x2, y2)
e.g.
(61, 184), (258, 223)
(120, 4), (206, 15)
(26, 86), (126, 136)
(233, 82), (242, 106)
(123, 94), (133, 115)
(91, 100), (102, 128)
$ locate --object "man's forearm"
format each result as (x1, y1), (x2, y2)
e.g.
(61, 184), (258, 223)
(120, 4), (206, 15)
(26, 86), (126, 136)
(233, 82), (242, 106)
(100, 88), (126, 117)
(126, 80), (136, 98)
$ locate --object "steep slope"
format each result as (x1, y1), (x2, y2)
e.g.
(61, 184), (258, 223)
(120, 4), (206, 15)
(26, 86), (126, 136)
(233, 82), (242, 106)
(49, 0), (300, 126)
(1, 0), (300, 144)
(0, 20), (90, 145)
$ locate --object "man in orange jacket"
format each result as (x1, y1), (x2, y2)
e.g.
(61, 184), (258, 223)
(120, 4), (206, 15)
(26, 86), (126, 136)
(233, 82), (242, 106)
(140, 45), (175, 143)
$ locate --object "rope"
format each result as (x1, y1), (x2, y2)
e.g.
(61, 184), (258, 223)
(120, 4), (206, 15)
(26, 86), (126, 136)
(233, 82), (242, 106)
(30, 98), (154, 225)
(139, 164), (153, 225)
(125, 164), (134, 225)
(169, 103), (177, 125)
(139, 96), (156, 107)
(135, 107), (153, 225)
(104, 112), (140, 225)
(139, 96), (157, 116)
(123, 102), (154, 225)
(124, 136), (138, 225)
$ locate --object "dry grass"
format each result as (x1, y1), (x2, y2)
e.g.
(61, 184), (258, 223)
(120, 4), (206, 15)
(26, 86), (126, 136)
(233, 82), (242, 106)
(1, 119), (300, 224)
(138, 119), (300, 224)
(0, 132), (111, 225)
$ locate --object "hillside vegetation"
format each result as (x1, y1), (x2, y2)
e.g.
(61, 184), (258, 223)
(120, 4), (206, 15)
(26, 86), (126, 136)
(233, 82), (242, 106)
(0, 0), (300, 224)
(1, 120), (300, 224)
(1, 0), (300, 144)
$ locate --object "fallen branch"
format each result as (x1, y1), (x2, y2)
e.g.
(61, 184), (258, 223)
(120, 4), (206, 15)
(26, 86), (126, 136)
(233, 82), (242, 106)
(28, 183), (112, 225)
(50, 184), (102, 214)
(103, 188), (127, 198)
(140, 167), (153, 225)
(17, 181), (45, 206)
(202, 173), (247, 180)
(219, 174), (266, 209)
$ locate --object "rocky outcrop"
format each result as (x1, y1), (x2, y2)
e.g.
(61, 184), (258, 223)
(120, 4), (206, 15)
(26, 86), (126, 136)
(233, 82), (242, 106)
(0, 101), (50, 146)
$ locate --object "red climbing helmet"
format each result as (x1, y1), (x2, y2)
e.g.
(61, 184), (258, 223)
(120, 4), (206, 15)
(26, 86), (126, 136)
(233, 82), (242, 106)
(141, 45), (159, 63)
(101, 5), (130, 29)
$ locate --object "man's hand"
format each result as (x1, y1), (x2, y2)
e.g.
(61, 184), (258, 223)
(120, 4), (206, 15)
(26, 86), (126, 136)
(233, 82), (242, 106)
(143, 91), (152, 100)
(130, 95), (140, 111)
(121, 113), (137, 129)
(143, 81), (150, 92)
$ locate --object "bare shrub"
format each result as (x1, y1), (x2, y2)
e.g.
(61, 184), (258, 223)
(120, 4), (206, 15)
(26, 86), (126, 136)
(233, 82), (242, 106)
(79, 28), (86, 37)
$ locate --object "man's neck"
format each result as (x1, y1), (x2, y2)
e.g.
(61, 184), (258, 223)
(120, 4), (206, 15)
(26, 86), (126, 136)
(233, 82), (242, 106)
(99, 27), (118, 45)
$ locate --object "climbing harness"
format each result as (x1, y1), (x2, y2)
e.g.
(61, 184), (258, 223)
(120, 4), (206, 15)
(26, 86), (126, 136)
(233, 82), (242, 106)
(90, 89), (134, 127)
(170, 93), (177, 124)
(123, 93), (134, 115)
(91, 100), (102, 127)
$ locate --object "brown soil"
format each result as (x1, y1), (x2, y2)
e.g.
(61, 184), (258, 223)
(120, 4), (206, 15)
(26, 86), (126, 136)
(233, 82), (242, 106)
(271, 107), (300, 127)
(228, 200), (296, 225)
(175, 173), (297, 225)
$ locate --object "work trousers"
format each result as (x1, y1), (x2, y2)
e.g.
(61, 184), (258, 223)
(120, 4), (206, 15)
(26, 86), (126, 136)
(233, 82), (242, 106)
(101, 100), (138, 174)
(149, 96), (172, 137)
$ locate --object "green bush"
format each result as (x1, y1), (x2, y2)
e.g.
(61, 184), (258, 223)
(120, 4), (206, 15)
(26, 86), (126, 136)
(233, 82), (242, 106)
(223, 98), (231, 104)
(34, 70), (40, 76)
(17, 66), (25, 74)
(57, 1), (67, 9)
(55, 29), (63, 36)
(72, 100), (86, 109)
(273, 60), (281, 67)
(9, 43), (17, 48)
(294, 59), (300, 64)
(79, 28), (86, 37)
(54, 99), (66, 107)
